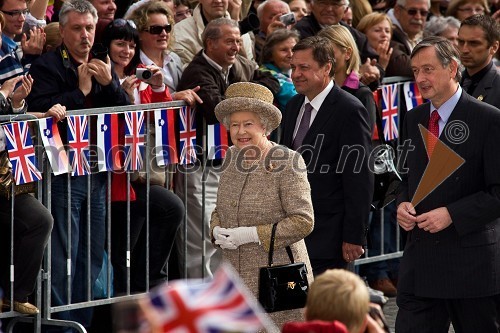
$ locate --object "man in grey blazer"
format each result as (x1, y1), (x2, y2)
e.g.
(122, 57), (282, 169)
(396, 36), (500, 332)
(458, 14), (500, 108)
(281, 36), (373, 275)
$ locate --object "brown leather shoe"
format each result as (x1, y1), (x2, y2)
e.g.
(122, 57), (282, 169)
(2, 301), (39, 315)
(369, 278), (397, 297)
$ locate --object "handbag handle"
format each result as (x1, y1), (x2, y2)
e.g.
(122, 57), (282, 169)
(268, 223), (295, 267)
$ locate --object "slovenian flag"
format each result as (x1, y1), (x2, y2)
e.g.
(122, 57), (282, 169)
(403, 82), (424, 111)
(38, 117), (69, 175)
(96, 113), (121, 172)
(207, 123), (228, 160)
(154, 108), (178, 166)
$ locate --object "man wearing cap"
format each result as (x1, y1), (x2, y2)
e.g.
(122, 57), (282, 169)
(282, 36), (373, 275)
(458, 14), (500, 108)
(175, 18), (279, 278)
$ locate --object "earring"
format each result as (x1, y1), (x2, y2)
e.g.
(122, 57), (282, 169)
(262, 133), (266, 137)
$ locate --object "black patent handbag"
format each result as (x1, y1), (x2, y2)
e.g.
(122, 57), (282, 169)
(258, 223), (309, 313)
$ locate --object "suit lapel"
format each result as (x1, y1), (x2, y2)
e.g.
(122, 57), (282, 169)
(302, 85), (339, 146)
(471, 66), (495, 101)
(439, 93), (469, 151)
(283, 95), (305, 147)
(415, 104), (431, 163)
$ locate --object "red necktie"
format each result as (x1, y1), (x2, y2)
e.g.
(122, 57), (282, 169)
(427, 110), (440, 158)
(292, 103), (313, 150)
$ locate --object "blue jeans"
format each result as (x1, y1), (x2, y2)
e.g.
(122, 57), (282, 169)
(49, 173), (106, 328)
(362, 202), (400, 281)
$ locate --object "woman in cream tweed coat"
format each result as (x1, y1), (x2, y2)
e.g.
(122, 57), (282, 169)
(210, 82), (314, 331)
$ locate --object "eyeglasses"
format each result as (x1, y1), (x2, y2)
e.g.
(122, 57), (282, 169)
(457, 6), (484, 14)
(1, 8), (29, 18)
(110, 18), (137, 29)
(398, 5), (429, 16)
(144, 24), (172, 34)
(315, 0), (347, 8)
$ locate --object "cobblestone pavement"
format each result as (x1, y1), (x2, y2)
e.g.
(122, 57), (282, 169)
(383, 297), (455, 333)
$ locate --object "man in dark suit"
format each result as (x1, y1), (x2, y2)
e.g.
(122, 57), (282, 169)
(458, 14), (500, 108)
(396, 36), (500, 332)
(281, 36), (373, 275)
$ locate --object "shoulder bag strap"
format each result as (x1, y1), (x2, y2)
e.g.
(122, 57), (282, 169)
(268, 223), (296, 267)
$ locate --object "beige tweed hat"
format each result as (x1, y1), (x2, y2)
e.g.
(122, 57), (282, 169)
(215, 82), (282, 132)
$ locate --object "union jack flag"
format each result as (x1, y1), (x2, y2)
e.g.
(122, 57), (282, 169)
(139, 264), (274, 333)
(178, 106), (197, 165)
(67, 115), (90, 176)
(124, 111), (145, 171)
(381, 84), (399, 141)
(2, 121), (42, 185)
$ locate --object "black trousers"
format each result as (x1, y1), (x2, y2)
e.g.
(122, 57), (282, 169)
(111, 183), (184, 293)
(0, 194), (53, 302)
(396, 291), (500, 333)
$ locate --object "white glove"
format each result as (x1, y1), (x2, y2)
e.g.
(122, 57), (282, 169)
(212, 226), (225, 241)
(213, 226), (238, 250)
(218, 226), (260, 247)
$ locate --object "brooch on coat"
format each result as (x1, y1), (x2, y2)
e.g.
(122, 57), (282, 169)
(265, 163), (276, 172)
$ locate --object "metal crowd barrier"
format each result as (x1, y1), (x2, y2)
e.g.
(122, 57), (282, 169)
(354, 76), (415, 267)
(0, 76), (419, 331)
(0, 101), (189, 333)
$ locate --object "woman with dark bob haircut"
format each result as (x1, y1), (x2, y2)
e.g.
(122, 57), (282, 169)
(101, 18), (198, 292)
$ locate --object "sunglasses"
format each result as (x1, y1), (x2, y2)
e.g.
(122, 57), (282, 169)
(111, 18), (137, 29)
(144, 24), (172, 34)
(399, 5), (429, 16)
(1, 8), (29, 17)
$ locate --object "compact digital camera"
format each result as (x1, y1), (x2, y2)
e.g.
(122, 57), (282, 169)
(136, 68), (153, 81)
(279, 13), (296, 26)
